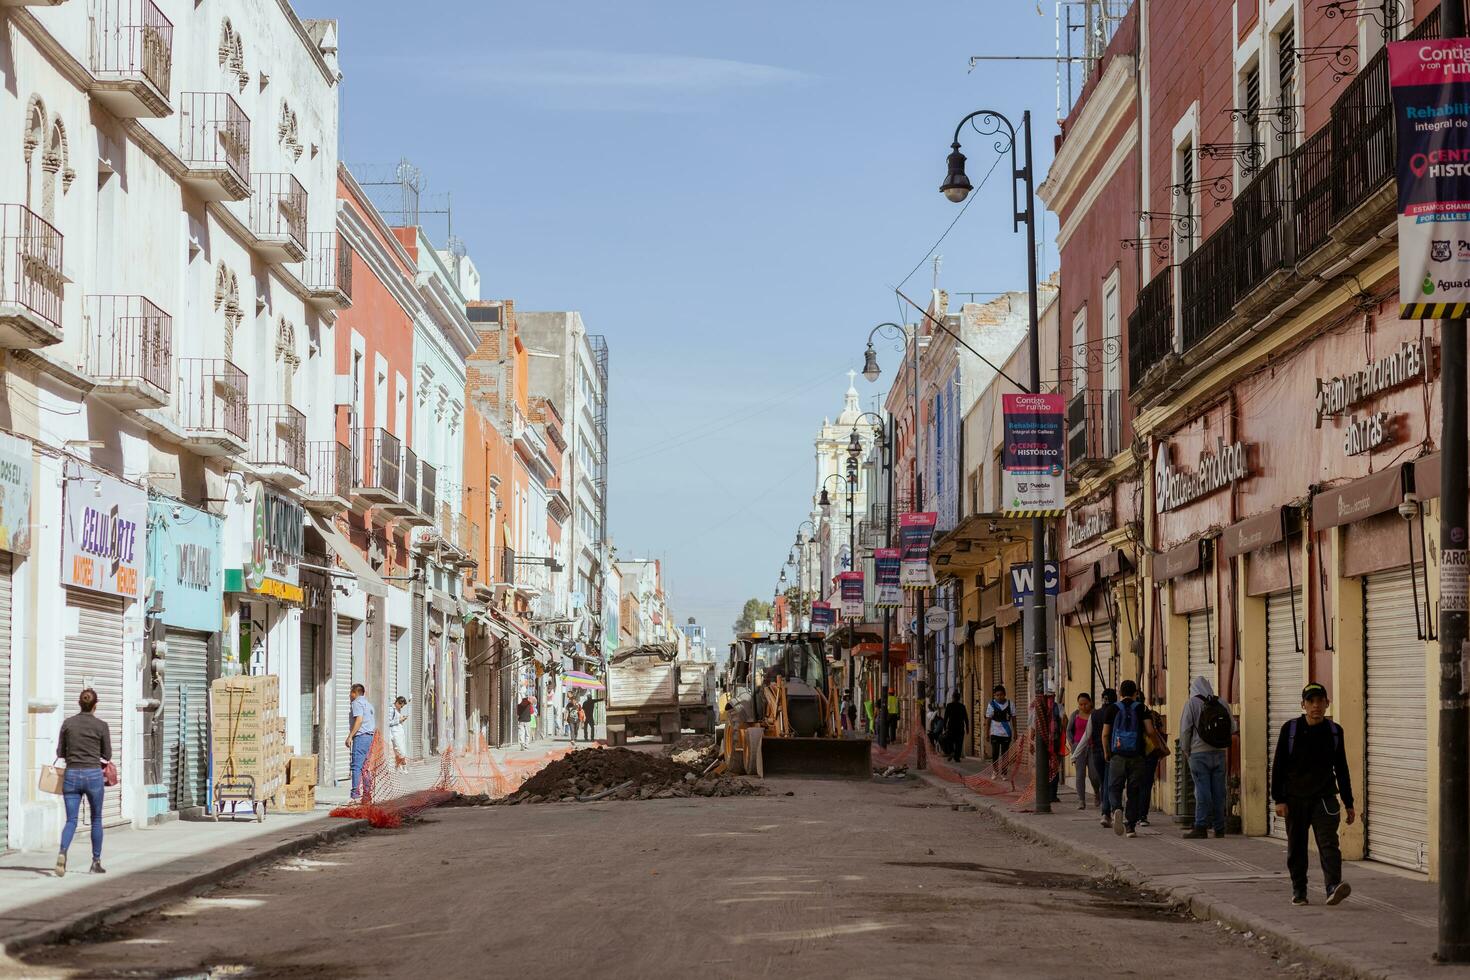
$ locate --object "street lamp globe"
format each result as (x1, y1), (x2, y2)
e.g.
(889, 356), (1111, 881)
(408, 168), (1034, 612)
(780, 569), (788, 585)
(848, 429), (862, 456)
(862, 343), (881, 383)
(941, 145), (973, 203)
(819, 488), (831, 512)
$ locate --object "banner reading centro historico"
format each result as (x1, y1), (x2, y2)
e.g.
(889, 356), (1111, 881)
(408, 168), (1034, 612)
(874, 547), (902, 607)
(838, 572), (865, 618)
(1390, 39), (1470, 319)
(898, 512), (937, 588)
(1002, 392), (1065, 516)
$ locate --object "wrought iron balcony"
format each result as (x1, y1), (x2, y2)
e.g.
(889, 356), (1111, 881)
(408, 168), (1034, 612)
(1180, 214), (1236, 354)
(178, 92), (249, 201)
(0, 204), (64, 349)
(88, 0), (172, 118)
(417, 459), (437, 525)
(248, 173), (307, 264)
(248, 403), (306, 485)
(1233, 156), (1295, 300)
(85, 294), (170, 408)
(1066, 388), (1123, 476)
(1127, 268), (1172, 393)
(384, 445), (421, 520)
(302, 231), (352, 309)
(302, 439), (352, 513)
(177, 357), (247, 455)
(352, 427), (400, 505)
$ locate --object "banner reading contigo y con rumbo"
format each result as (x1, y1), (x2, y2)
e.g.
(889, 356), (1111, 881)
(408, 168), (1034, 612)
(811, 601), (835, 631)
(898, 512), (937, 588)
(874, 547), (902, 607)
(839, 572), (865, 618)
(1390, 39), (1470, 319)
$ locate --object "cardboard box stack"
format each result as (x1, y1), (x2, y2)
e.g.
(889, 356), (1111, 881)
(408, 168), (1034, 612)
(281, 754), (318, 812)
(210, 675), (289, 807)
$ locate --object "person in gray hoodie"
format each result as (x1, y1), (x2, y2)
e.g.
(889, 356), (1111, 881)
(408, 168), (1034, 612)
(1178, 675), (1235, 839)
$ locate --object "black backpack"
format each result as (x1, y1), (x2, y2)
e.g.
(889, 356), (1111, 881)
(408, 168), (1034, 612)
(1197, 695), (1232, 749)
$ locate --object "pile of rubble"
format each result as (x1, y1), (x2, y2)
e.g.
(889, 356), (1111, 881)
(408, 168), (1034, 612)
(493, 747), (765, 805)
(663, 734), (718, 767)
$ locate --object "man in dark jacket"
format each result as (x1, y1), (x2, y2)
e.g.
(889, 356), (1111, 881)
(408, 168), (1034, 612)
(941, 689), (969, 762)
(1271, 682), (1355, 907)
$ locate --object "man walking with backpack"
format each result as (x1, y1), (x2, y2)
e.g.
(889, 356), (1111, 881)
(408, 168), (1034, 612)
(1100, 679), (1159, 838)
(985, 685), (1015, 776)
(1272, 682), (1354, 907)
(1179, 675), (1235, 839)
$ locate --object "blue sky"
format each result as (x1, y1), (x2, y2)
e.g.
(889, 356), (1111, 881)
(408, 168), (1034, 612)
(310, 0), (1062, 645)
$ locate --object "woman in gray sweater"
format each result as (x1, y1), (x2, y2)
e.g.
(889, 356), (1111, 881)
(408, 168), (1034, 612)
(55, 688), (112, 876)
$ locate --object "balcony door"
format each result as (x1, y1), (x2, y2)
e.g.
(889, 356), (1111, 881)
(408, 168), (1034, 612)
(1101, 272), (1122, 457)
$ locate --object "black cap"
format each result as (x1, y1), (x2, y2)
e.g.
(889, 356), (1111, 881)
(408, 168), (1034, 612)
(1301, 683), (1329, 700)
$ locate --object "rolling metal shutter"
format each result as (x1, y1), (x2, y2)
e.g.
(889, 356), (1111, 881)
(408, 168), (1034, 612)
(1012, 625), (1028, 735)
(1186, 611), (1213, 689)
(1266, 589), (1303, 841)
(334, 618), (354, 785)
(1091, 624), (1113, 693)
(163, 629), (209, 812)
(64, 590), (126, 826)
(299, 623), (318, 757)
(1365, 567), (1427, 872)
(0, 553), (11, 847)
(411, 597), (426, 758)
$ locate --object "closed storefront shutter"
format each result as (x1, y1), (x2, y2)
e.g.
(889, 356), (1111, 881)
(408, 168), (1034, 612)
(1186, 611), (1213, 688)
(411, 597), (426, 758)
(334, 619), (354, 785)
(1365, 567), (1428, 872)
(0, 553), (11, 846)
(389, 626), (406, 705)
(1012, 625), (1028, 735)
(64, 590), (126, 826)
(163, 629), (210, 811)
(1091, 624), (1114, 693)
(299, 623), (318, 757)
(1266, 589), (1303, 841)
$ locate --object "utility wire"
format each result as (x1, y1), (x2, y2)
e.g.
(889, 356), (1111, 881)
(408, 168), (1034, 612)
(894, 149), (1004, 291)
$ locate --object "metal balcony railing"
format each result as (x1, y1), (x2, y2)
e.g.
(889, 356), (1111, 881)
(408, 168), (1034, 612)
(177, 358), (247, 444)
(400, 445), (420, 511)
(0, 204), (64, 333)
(304, 231), (352, 299)
(1293, 126), (1332, 256)
(1330, 45), (1393, 226)
(500, 545), (516, 586)
(248, 403), (306, 474)
(89, 0), (172, 95)
(178, 92), (249, 185)
(249, 173), (307, 255)
(1066, 388), (1123, 467)
(1180, 214), (1237, 353)
(305, 439), (351, 503)
(1127, 267), (1172, 392)
(419, 459), (436, 518)
(85, 294), (171, 393)
(354, 427), (400, 498)
(1233, 155), (1295, 299)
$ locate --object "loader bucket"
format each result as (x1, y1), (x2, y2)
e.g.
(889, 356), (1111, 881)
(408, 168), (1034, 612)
(759, 736), (873, 779)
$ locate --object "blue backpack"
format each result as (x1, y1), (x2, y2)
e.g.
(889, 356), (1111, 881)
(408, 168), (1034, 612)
(1110, 701), (1144, 756)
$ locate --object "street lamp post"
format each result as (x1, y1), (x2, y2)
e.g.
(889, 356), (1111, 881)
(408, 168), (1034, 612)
(938, 106), (1052, 813)
(847, 414), (892, 746)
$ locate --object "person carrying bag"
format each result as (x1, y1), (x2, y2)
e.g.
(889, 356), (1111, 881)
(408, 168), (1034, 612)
(54, 687), (113, 876)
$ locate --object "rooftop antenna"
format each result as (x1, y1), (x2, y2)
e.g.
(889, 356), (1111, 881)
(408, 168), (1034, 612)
(932, 255), (942, 293)
(968, 0), (1128, 121)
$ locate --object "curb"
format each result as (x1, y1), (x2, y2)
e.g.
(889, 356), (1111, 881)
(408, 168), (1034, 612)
(916, 772), (1415, 980)
(0, 816), (370, 960)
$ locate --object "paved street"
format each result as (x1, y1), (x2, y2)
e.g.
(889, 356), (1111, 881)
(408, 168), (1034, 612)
(11, 776), (1328, 980)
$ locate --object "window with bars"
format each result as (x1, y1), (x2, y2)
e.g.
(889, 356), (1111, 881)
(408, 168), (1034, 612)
(1243, 63), (1262, 155)
(1177, 138), (1196, 259)
(1276, 21), (1297, 153)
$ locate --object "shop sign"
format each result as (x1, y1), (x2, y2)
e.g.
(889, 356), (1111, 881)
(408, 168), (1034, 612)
(147, 500), (223, 632)
(874, 547), (902, 608)
(1002, 393), (1065, 515)
(62, 465), (145, 599)
(1389, 41), (1470, 319)
(924, 606), (949, 632)
(0, 431), (33, 555)
(245, 482), (304, 602)
(898, 512), (938, 588)
(1154, 440), (1252, 513)
(1009, 561), (1060, 606)
(1066, 501), (1114, 548)
(1314, 340), (1427, 425)
(1343, 411), (1395, 456)
(839, 572), (864, 618)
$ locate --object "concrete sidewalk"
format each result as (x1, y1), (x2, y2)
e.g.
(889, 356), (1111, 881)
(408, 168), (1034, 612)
(919, 764), (1461, 980)
(0, 806), (368, 959)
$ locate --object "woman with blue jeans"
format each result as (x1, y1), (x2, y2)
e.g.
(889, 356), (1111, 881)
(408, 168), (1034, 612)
(55, 687), (112, 876)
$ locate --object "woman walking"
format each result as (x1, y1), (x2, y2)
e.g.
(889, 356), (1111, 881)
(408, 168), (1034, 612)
(56, 688), (111, 876)
(388, 696), (410, 769)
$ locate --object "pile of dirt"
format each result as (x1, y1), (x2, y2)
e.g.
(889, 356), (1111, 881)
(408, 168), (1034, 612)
(662, 734), (717, 766)
(493, 747), (764, 805)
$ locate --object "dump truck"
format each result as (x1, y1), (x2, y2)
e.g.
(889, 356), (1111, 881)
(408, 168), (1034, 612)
(720, 631), (871, 779)
(606, 643), (682, 745)
(678, 660), (718, 735)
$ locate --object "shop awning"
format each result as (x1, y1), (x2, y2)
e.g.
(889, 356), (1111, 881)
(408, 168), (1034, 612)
(995, 604), (1021, 628)
(974, 625), (996, 648)
(1221, 507), (1292, 559)
(1097, 548), (1132, 580)
(1312, 464), (1409, 531)
(930, 513), (1031, 571)
(306, 513), (388, 597)
(1151, 538), (1202, 582)
(1413, 452), (1441, 501)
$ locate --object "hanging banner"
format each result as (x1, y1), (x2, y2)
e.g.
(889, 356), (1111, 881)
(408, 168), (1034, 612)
(899, 512), (938, 588)
(1390, 40), (1470, 319)
(811, 601), (835, 631)
(839, 572), (865, 618)
(1002, 393), (1065, 516)
(874, 547), (903, 607)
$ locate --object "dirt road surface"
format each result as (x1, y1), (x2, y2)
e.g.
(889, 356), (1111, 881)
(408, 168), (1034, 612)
(12, 776), (1337, 980)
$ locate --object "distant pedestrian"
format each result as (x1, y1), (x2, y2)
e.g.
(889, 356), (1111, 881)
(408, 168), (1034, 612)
(388, 696), (409, 769)
(516, 693), (535, 750)
(1066, 692), (1097, 809)
(1100, 679), (1158, 838)
(581, 694), (597, 742)
(941, 689), (970, 762)
(1273, 683), (1354, 907)
(1135, 695), (1169, 826)
(1179, 675), (1235, 839)
(55, 688), (111, 876)
(864, 695), (875, 733)
(845, 697), (858, 732)
(926, 701), (944, 751)
(346, 683), (376, 803)
(564, 693), (578, 740)
(1091, 689), (1118, 823)
(885, 689), (900, 742)
(838, 694), (852, 731)
(985, 685), (1015, 775)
